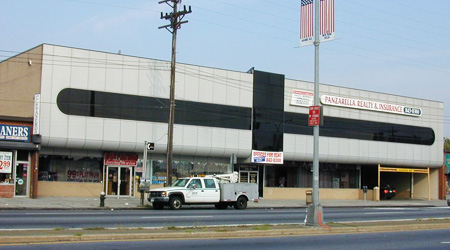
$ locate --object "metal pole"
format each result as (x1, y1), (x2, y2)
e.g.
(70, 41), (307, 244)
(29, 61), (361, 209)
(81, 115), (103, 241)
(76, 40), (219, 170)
(306, 0), (323, 227)
(143, 141), (148, 180)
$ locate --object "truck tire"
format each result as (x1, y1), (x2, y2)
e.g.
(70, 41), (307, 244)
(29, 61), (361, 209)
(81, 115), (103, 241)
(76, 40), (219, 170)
(234, 196), (248, 209)
(215, 203), (228, 209)
(169, 196), (183, 210)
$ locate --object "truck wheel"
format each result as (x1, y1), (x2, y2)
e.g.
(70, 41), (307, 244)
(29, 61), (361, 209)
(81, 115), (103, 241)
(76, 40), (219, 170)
(215, 203), (228, 209)
(152, 203), (164, 210)
(169, 196), (183, 210)
(234, 196), (248, 209)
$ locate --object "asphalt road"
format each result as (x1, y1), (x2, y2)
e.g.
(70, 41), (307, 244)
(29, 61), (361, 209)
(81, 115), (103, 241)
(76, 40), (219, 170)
(0, 206), (449, 230)
(2, 229), (450, 250)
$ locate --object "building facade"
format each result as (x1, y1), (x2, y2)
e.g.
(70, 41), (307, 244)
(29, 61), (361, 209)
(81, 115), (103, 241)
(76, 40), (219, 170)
(0, 44), (445, 200)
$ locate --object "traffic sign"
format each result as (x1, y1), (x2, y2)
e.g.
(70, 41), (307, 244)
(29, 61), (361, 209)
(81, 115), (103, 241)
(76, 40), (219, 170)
(146, 142), (155, 151)
(308, 106), (321, 126)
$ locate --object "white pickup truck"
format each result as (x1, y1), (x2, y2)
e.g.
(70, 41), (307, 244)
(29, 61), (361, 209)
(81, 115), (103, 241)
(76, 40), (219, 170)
(148, 173), (258, 210)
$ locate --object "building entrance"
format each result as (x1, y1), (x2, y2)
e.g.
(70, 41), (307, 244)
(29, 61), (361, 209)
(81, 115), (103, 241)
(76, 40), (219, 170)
(106, 166), (133, 197)
(15, 162), (29, 196)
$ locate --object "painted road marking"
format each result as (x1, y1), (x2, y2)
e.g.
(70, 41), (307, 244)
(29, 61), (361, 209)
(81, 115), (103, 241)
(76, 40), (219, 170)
(141, 216), (214, 219)
(364, 212), (405, 215)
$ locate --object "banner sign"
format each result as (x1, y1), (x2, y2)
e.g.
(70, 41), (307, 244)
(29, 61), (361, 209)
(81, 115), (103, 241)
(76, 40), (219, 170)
(104, 153), (138, 166)
(320, 0), (335, 42)
(321, 95), (422, 117)
(251, 150), (283, 164)
(300, 0), (314, 46)
(0, 151), (13, 174)
(290, 89), (314, 107)
(0, 124), (31, 142)
(300, 0), (335, 46)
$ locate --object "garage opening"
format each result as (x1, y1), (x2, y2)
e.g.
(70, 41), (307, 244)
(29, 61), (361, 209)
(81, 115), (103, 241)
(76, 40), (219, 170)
(378, 164), (430, 200)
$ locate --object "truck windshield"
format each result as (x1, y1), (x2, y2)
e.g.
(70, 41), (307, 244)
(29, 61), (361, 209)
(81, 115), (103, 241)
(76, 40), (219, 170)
(171, 179), (189, 187)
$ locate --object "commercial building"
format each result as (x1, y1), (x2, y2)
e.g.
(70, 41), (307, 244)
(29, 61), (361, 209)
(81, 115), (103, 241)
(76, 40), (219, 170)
(0, 44), (445, 200)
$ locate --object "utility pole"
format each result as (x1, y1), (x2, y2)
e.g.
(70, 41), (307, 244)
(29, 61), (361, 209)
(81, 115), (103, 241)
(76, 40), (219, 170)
(158, 0), (192, 186)
(305, 0), (324, 226)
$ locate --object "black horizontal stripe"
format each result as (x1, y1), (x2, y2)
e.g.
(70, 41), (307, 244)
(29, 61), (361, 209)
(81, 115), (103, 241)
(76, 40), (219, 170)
(56, 88), (252, 130)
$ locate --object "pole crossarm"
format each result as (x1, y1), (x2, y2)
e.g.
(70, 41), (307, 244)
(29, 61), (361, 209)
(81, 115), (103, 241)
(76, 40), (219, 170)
(159, 1), (192, 31)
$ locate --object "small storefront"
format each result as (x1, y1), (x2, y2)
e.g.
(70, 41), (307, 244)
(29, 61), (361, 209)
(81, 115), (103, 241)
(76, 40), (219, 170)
(103, 153), (138, 198)
(0, 121), (40, 198)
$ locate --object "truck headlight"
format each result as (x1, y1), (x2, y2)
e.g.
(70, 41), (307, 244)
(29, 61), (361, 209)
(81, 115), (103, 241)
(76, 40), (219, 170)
(162, 191), (167, 197)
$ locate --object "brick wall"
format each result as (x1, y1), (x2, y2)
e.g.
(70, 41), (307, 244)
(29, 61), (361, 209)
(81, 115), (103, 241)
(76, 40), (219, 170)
(0, 185), (14, 198)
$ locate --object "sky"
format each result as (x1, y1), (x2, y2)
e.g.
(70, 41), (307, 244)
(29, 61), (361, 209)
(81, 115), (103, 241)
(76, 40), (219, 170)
(1, 0), (449, 138)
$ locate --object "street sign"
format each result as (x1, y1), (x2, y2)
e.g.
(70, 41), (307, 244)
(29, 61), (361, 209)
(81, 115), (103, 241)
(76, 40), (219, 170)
(308, 106), (321, 126)
(147, 142), (155, 151)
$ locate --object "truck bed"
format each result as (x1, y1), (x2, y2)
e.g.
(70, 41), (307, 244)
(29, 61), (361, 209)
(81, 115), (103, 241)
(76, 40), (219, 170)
(219, 183), (258, 201)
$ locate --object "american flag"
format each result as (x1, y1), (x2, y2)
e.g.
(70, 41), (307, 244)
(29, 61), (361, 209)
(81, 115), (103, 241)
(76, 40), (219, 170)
(320, 0), (335, 38)
(300, 0), (314, 42)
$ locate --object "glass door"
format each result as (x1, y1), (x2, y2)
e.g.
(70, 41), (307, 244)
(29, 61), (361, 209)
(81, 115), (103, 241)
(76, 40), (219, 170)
(107, 166), (133, 197)
(107, 167), (119, 197)
(119, 167), (132, 197)
(15, 163), (28, 196)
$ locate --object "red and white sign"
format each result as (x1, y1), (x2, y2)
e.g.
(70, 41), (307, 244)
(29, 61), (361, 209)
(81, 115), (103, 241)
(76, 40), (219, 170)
(320, 0), (335, 42)
(104, 153), (138, 166)
(290, 89), (314, 107)
(300, 0), (335, 46)
(300, 0), (314, 46)
(0, 151), (13, 174)
(308, 106), (321, 126)
(251, 150), (283, 165)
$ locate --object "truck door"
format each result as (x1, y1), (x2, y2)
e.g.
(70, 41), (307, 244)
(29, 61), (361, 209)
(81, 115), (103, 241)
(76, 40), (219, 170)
(203, 178), (220, 202)
(185, 178), (203, 203)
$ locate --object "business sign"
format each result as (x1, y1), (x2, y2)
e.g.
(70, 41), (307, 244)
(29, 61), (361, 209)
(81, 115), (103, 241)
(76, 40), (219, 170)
(251, 150), (283, 164)
(290, 89), (314, 107)
(321, 95), (422, 117)
(445, 153), (450, 172)
(0, 151), (13, 174)
(33, 94), (40, 135)
(0, 124), (31, 142)
(379, 167), (429, 174)
(104, 153), (138, 166)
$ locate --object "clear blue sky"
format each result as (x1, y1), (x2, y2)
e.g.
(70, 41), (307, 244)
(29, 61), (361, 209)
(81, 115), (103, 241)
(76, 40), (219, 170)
(1, 0), (449, 138)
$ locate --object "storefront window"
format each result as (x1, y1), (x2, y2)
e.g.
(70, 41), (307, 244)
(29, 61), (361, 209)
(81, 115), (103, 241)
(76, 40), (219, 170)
(265, 162), (359, 189)
(0, 151), (13, 184)
(150, 160), (230, 185)
(39, 155), (103, 183)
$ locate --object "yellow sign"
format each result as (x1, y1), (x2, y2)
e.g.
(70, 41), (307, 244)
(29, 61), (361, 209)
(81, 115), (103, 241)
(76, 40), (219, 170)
(379, 167), (428, 174)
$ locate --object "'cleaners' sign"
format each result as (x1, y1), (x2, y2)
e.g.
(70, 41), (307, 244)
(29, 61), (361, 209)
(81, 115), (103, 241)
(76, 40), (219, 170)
(0, 124), (31, 142)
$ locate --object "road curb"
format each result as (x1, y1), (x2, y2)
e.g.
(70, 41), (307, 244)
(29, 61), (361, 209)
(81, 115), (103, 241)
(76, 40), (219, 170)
(1, 222), (450, 245)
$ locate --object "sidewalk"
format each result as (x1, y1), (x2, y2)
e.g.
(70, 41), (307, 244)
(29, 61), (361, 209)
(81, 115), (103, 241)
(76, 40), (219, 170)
(0, 196), (447, 210)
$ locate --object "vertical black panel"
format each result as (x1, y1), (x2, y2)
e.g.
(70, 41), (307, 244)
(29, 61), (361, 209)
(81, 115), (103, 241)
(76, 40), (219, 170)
(252, 70), (285, 151)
